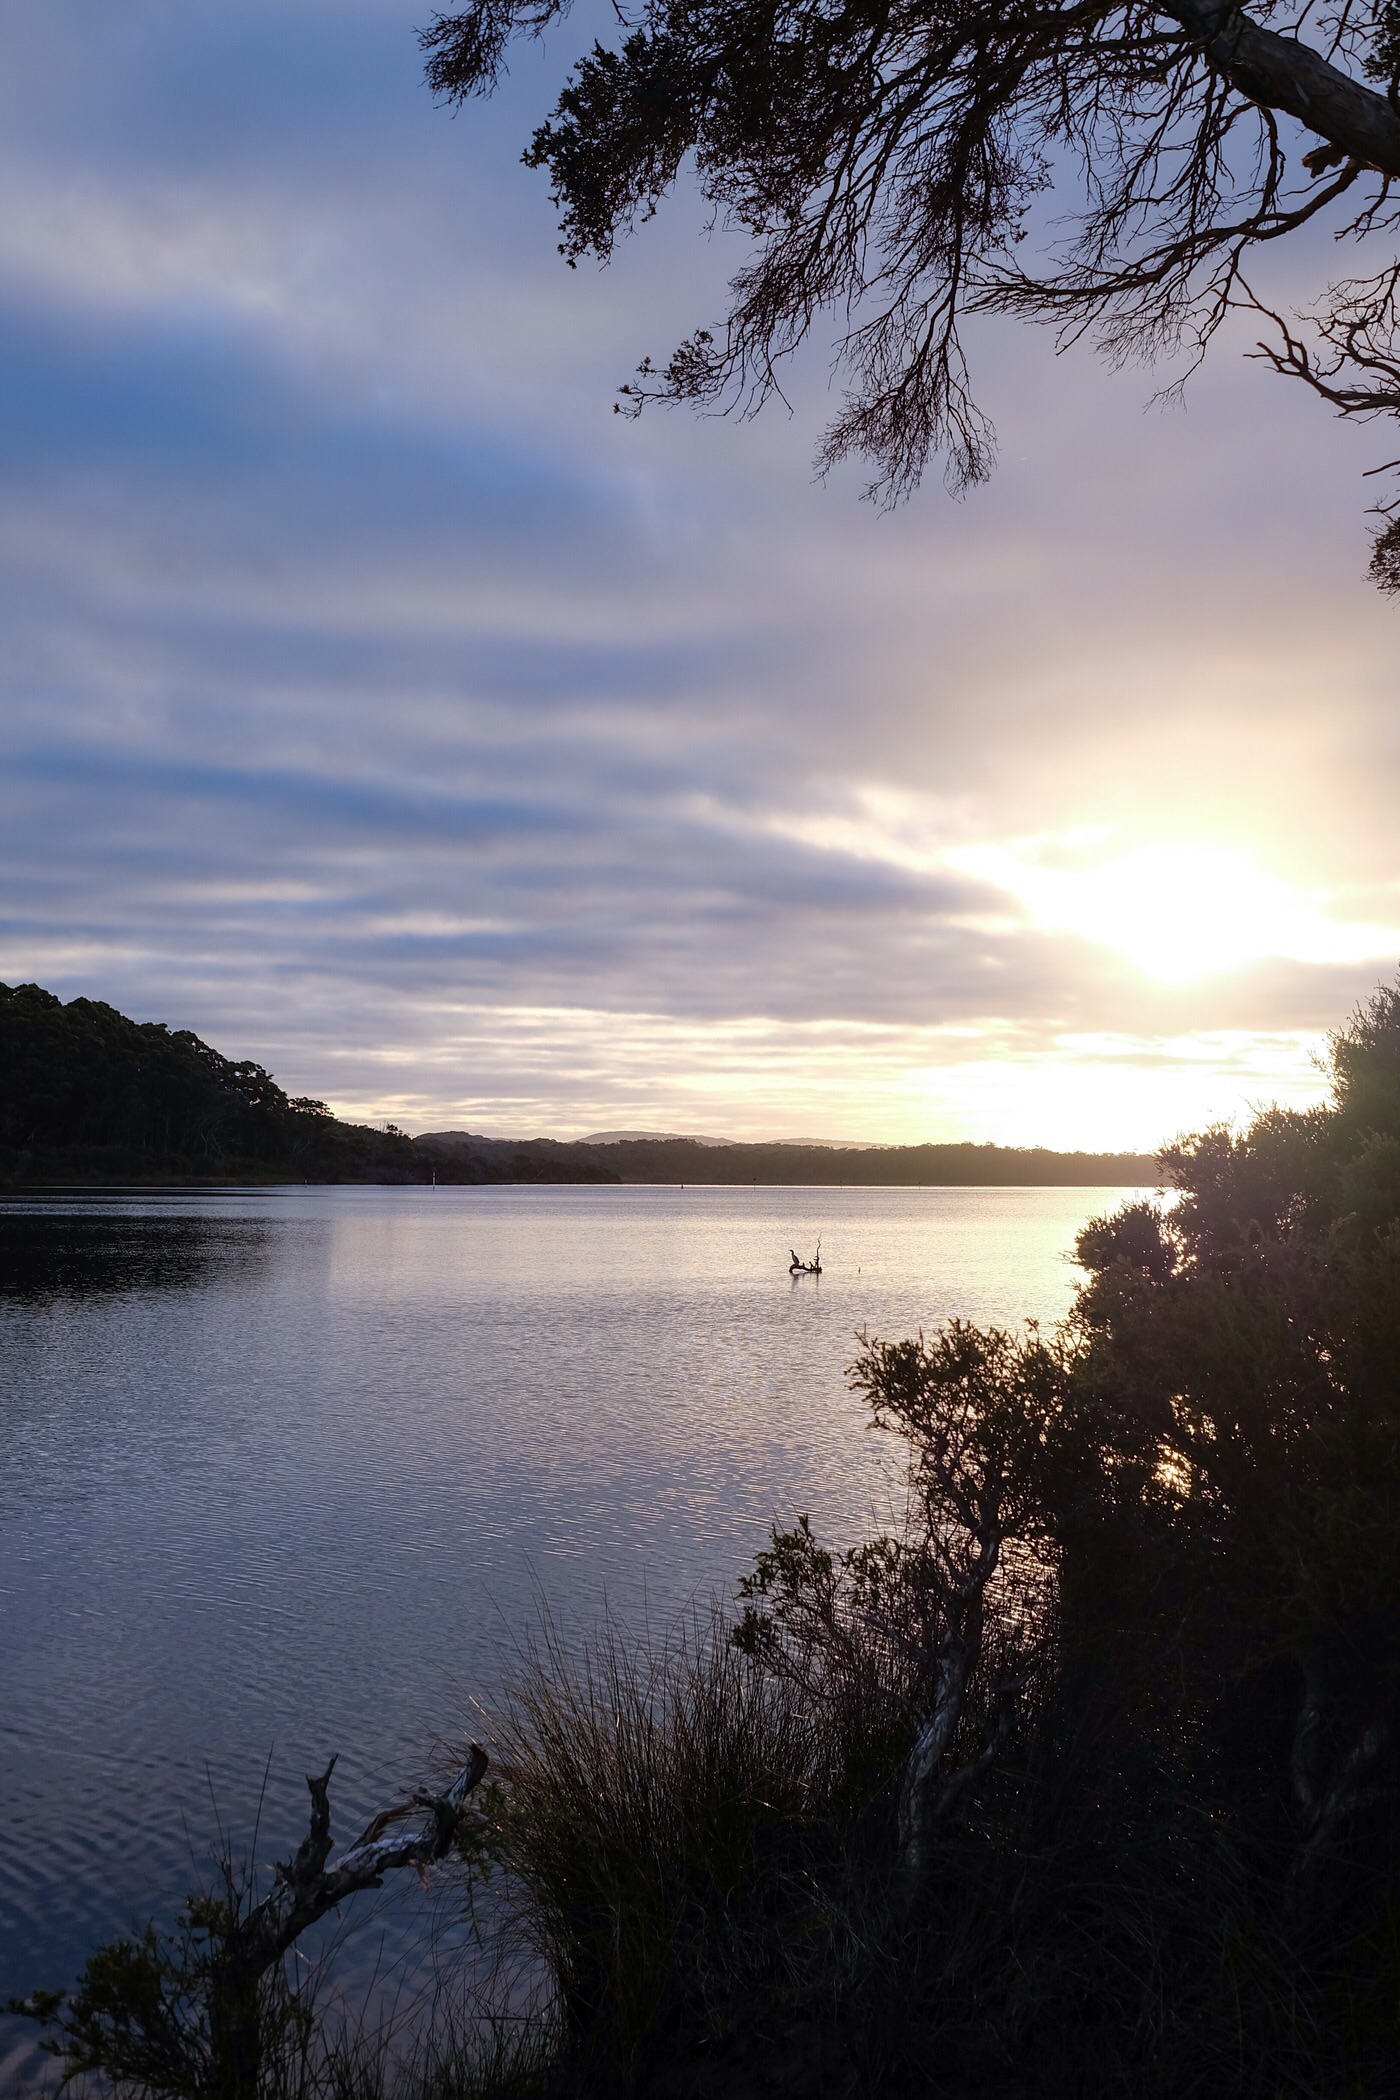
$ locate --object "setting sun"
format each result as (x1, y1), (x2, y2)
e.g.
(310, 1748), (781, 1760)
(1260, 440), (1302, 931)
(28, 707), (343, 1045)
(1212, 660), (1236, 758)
(954, 840), (1400, 984)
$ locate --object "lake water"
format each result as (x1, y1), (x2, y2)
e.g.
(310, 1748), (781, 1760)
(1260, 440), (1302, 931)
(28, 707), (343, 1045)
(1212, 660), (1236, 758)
(0, 1182), (1146, 2084)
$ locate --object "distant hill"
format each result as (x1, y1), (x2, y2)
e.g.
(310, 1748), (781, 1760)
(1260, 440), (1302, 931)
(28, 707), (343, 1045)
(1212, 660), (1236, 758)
(584, 1129), (734, 1146)
(416, 1130), (1160, 1187)
(1, 983), (1158, 1188)
(592, 1136), (1159, 1185)
(414, 1131), (621, 1185)
(581, 1131), (884, 1149)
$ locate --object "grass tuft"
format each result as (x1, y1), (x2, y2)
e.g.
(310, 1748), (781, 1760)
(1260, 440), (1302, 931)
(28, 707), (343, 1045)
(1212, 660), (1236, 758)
(466, 1606), (905, 2093)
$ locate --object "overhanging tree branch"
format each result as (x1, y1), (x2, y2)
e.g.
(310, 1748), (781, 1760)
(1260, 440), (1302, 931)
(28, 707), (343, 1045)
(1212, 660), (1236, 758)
(1164, 0), (1400, 174)
(421, 0), (1400, 568)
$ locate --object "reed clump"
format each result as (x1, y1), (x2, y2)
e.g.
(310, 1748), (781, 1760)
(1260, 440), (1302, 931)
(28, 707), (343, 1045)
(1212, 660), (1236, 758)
(469, 1607), (910, 2097)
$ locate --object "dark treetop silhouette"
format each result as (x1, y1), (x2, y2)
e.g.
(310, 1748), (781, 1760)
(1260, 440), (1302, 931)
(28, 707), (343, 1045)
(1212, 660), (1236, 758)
(422, 0), (1400, 582)
(0, 982), (418, 1185)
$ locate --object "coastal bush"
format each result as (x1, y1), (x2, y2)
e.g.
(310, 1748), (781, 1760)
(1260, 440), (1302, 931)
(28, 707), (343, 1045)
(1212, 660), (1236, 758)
(10, 1870), (318, 2100)
(477, 979), (1400, 2091)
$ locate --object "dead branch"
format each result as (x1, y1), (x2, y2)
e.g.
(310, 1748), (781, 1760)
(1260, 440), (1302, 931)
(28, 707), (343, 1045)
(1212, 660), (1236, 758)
(236, 1744), (489, 1976)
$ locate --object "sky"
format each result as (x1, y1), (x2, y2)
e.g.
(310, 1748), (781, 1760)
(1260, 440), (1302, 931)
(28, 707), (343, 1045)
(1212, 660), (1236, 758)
(1, 0), (1398, 1150)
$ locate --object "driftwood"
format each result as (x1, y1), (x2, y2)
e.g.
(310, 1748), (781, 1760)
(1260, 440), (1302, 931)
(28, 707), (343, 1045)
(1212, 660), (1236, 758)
(234, 1742), (489, 1975)
(201, 1746), (489, 2099)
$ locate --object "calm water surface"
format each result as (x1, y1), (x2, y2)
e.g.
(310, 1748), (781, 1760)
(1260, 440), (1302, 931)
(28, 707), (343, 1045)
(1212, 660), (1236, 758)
(0, 1182), (1144, 2080)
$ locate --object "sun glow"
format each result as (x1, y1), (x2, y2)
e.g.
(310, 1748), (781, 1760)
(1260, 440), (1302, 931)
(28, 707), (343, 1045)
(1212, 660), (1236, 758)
(952, 840), (1400, 984)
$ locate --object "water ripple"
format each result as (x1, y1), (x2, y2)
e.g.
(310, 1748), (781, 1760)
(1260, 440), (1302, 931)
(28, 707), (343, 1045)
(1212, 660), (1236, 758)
(0, 1182), (1137, 2079)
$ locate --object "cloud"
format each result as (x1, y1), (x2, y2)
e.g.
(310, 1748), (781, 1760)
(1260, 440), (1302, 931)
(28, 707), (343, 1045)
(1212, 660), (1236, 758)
(0, 0), (1396, 1143)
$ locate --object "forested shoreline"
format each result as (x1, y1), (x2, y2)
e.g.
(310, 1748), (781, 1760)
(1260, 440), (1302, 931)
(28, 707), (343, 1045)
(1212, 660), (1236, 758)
(2, 984), (1156, 1188)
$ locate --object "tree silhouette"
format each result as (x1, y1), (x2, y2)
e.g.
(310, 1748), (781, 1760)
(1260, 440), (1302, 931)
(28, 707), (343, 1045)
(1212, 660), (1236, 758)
(423, 0), (1400, 579)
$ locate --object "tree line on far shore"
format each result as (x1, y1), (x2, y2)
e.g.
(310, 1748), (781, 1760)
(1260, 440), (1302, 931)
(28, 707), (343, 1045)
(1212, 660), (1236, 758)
(1, 983), (1156, 1189)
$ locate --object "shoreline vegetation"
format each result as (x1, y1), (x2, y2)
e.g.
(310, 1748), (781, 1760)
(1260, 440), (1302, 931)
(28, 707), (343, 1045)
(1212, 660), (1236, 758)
(0, 984), (1156, 1190)
(11, 977), (1400, 2097)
